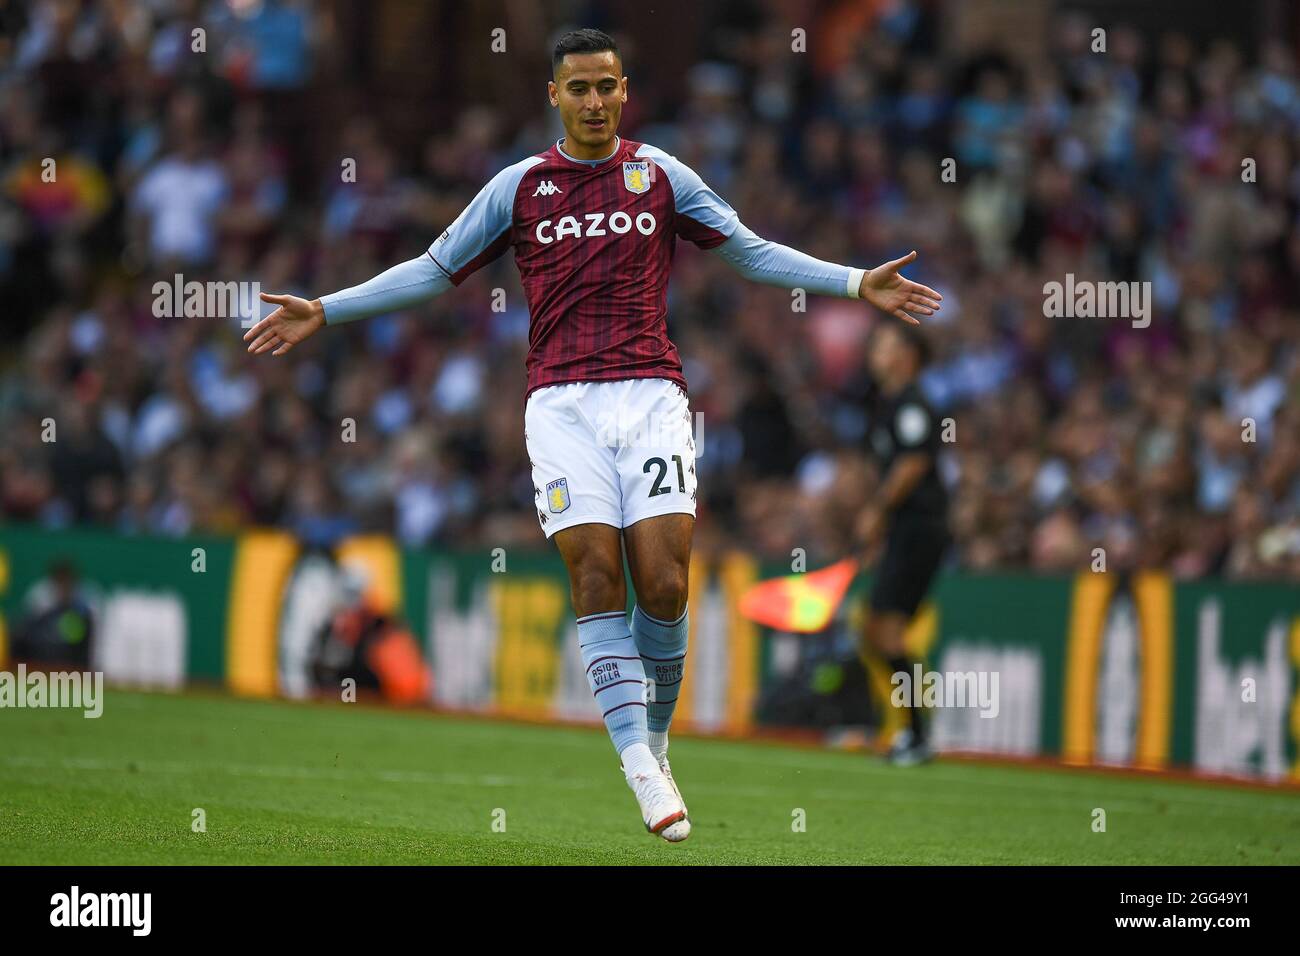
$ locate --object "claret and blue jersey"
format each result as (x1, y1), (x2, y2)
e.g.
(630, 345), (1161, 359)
(429, 136), (738, 395)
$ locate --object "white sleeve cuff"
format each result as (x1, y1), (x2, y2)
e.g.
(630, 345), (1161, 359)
(847, 268), (866, 299)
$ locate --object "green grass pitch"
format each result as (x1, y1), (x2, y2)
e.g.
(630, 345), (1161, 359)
(2, 690), (1297, 865)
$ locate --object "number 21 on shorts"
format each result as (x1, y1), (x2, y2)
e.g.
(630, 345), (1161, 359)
(643, 454), (688, 497)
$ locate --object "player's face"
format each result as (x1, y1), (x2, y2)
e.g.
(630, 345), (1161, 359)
(869, 325), (906, 380)
(548, 51), (626, 155)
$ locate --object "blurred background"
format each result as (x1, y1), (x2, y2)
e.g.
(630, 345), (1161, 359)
(2, 0), (1300, 779)
(2, 0), (1299, 579)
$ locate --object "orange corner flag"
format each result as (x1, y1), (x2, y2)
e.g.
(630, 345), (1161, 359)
(737, 558), (860, 633)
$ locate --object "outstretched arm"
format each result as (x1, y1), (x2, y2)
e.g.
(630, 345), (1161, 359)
(245, 155), (537, 356)
(642, 145), (942, 324)
(244, 255), (452, 355)
(712, 224), (942, 325)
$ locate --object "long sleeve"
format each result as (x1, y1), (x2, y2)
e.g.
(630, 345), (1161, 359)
(711, 221), (865, 298)
(635, 143), (865, 297)
(319, 154), (541, 325)
(319, 253), (452, 325)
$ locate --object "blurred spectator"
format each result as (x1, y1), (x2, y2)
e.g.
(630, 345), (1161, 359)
(12, 559), (97, 667)
(0, 1), (1297, 582)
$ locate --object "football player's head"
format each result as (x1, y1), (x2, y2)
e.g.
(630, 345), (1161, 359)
(870, 320), (931, 382)
(549, 29), (626, 153)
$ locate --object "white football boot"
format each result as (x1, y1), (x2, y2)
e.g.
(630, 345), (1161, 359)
(886, 728), (934, 767)
(655, 751), (691, 842)
(625, 766), (687, 841)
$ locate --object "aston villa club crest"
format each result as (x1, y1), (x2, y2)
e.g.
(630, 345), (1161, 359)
(623, 160), (652, 194)
(546, 477), (571, 513)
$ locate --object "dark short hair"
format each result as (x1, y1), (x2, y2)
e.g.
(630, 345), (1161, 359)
(552, 28), (619, 72)
(897, 321), (933, 367)
(877, 319), (933, 368)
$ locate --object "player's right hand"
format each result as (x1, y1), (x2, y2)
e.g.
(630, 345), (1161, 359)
(244, 293), (326, 356)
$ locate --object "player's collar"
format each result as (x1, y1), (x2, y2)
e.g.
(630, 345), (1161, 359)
(555, 135), (621, 166)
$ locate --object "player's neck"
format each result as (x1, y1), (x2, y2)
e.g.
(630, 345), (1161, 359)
(558, 134), (620, 164)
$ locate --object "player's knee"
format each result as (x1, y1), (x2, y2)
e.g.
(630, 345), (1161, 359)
(570, 556), (625, 612)
(636, 564), (689, 622)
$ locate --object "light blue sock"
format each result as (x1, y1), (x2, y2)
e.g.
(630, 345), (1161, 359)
(630, 606), (688, 748)
(577, 611), (649, 756)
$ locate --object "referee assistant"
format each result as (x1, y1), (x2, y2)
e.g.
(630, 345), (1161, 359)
(855, 321), (949, 766)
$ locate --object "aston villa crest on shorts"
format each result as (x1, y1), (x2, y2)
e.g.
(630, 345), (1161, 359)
(546, 477), (571, 513)
(623, 160), (651, 194)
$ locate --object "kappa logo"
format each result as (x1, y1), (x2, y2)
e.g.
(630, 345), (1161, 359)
(623, 160), (652, 194)
(546, 477), (571, 513)
(533, 180), (562, 197)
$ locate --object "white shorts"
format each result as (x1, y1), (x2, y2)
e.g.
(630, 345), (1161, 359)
(525, 378), (698, 538)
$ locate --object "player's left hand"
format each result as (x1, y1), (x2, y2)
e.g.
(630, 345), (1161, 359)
(859, 250), (942, 325)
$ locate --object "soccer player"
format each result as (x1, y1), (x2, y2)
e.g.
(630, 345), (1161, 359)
(244, 28), (942, 841)
(855, 322), (949, 766)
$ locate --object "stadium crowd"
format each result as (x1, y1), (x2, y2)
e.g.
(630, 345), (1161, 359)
(2, 0), (1298, 580)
